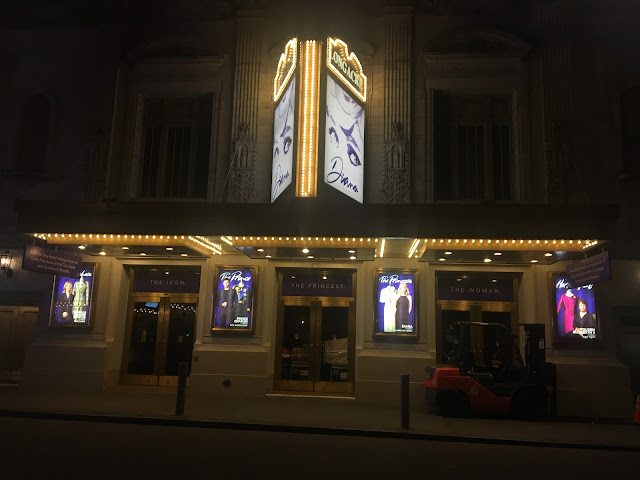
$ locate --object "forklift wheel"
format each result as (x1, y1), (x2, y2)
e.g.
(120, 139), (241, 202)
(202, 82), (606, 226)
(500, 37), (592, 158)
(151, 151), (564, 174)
(439, 390), (470, 417)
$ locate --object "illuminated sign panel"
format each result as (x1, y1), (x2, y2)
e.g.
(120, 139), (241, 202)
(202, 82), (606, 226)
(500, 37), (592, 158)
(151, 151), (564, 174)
(273, 38), (297, 102)
(296, 40), (321, 198)
(326, 37), (367, 103)
(324, 75), (365, 203)
(271, 76), (296, 202)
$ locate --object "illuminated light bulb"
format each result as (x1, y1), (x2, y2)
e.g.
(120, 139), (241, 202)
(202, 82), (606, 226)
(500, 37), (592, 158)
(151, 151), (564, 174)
(439, 258), (446, 261)
(484, 258), (492, 263)
(531, 259), (538, 263)
(99, 251), (106, 256)
(122, 246), (129, 250)
(78, 245), (86, 250)
(545, 252), (552, 257)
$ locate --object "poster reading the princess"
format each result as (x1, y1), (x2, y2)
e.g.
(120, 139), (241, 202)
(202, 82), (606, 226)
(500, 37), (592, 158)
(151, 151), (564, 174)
(374, 269), (418, 341)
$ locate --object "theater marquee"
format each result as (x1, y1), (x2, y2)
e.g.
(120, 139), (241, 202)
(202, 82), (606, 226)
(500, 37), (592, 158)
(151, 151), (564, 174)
(271, 36), (367, 204)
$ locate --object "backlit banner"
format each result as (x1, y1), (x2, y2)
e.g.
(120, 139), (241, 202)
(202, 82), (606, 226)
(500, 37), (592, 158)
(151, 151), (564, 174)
(552, 273), (598, 343)
(212, 266), (256, 333)
(49, 263), (97, 328)
(271, 76), (296, 202)
(375, 270), (418, 338)
(324, 75), (365, 203)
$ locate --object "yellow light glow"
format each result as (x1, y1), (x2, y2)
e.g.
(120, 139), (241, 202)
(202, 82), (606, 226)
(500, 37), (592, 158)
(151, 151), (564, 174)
(273, 38), (298, 102)
(296, 40), (320, 198)
(326, 37), (367, 103)
(380, 239), (386, 258)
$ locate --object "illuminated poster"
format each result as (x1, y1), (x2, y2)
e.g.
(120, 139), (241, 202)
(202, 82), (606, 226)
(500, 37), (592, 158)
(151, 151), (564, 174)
(49, 264), (97, 328)
(212, 266), (256, 333)
(375, 270), (417, 338)
(552, 274), (598, 342)
(324, 75), (365, 203)
(271, 77), (296, 202)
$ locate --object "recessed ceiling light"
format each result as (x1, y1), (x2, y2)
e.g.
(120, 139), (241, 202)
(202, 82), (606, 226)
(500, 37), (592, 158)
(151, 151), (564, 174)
(544, 252), (552, 257)
(122, 246), (129, 250)
(140, 253), (146, 256)
(291, 275), (296, 279)
(99, 251), (106, 256)
(265, 255), (272, 258)
(302, 248), (309, 254)
(456, 278), (462, 281)
(165, 271), (169, 275)
(166, 247), (173, 251)
(439, 258), (446, 261)
(444, 251), (452, 255)
(484, 258), (492, 263)
(348, 250), (355, 253)
(181, 253), (188, 257)
(494, 252), (502, 256)
(349, 256), (356, 260)
(78, 245), (86, 250)
(531, 259), (538, 263)
(322, 275), (327, 280)
(492, 279), (498, 283)
(257, 248), (264, 252)
(307, 255), (314, 259)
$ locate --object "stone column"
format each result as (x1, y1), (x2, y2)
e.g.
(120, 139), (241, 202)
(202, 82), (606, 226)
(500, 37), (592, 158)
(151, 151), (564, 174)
(382, 7), (412, 204)
(536, 2), (574, 204)
(226, 12), (263, 203)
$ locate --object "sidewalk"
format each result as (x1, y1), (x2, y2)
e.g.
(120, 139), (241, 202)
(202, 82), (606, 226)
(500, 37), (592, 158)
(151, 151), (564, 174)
(1, 384), (638, 451)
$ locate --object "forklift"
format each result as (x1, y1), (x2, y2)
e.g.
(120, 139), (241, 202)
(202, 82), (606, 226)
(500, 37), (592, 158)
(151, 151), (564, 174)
(424, 322), (556, 418)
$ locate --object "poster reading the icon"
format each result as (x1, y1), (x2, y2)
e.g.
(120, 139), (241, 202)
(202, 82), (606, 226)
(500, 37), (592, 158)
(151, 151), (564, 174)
(211, 266), (257, 334)
(374, 269), (418, 341)
(49, 263), (98, 328)
(551, 273), (599, 345)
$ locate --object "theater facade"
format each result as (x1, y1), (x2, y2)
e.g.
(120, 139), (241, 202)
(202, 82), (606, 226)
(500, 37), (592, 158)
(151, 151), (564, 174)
(1, 1), (639, 420)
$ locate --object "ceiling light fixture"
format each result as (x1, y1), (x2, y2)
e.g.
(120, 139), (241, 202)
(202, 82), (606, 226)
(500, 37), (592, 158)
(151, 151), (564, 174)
(444, 251), (452, 255)
(484, 258), (492, 263)
(78, 245), (86, 250)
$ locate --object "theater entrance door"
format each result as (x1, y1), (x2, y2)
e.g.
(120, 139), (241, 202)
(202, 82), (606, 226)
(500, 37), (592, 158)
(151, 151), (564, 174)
(120, 295), (197, 387)
(275, 296), (355, 394)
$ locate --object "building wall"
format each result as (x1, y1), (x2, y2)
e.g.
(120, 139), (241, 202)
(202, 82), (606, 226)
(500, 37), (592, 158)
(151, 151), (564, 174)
(1, 1), (638, 420)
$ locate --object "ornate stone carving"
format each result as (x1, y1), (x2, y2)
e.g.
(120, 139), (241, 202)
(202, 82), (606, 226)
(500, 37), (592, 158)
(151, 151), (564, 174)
(226, 122), (256, 202)
(383, 136), (410, 203)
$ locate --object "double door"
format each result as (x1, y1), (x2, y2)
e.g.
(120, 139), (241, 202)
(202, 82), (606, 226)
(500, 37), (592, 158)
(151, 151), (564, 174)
(121, 295), (197, 386)
(275, 297), (354, 394)
(438, 301), (516, 363)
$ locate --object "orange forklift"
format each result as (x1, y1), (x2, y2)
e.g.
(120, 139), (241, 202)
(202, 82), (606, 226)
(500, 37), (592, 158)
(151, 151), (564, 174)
(424, 322), (556, 418)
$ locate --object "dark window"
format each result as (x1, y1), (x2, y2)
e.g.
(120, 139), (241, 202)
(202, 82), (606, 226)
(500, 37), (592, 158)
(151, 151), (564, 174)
(434, 92), (511, 202)
(139, 95), (212, 199)
(15, 94), (52, 174)
(621, 87), (640, 175)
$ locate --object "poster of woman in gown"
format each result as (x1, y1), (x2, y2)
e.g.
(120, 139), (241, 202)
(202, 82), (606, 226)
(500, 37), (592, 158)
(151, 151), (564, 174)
(375, 270), (418, 339)
(49, 264), (97, 328)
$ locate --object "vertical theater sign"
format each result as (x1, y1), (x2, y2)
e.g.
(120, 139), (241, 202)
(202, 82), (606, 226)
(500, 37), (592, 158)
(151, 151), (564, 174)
(271, 37), (367, 203)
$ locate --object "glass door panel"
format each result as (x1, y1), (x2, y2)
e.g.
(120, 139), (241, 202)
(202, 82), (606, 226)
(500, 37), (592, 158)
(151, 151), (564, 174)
(127, 301), (161, 376)
(315, 303), (353, 394)
(279, 305), (313, 390)
(441, 309), (471, 362)
(159, 301), (197, 386)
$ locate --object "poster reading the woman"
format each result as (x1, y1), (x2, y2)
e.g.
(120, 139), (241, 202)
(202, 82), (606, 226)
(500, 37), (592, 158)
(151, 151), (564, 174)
(376, 271), (416, 334)
(554, 275), (597, 341)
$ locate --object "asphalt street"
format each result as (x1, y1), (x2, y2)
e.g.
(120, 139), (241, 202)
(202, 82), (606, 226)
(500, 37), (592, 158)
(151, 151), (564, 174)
(1, 416), (639, 479)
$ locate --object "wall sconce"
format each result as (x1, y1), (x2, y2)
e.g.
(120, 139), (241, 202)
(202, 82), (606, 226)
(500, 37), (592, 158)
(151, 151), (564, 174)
(1, 251), (13, 277)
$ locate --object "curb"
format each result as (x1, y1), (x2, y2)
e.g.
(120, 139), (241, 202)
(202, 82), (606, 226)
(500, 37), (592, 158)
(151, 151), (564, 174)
(1, 409), (639, 453)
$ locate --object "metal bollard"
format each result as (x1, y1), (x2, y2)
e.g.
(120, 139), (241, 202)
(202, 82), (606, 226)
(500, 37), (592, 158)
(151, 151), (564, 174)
(400, 373), (410, 429)
(175, 362), (188, 416)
